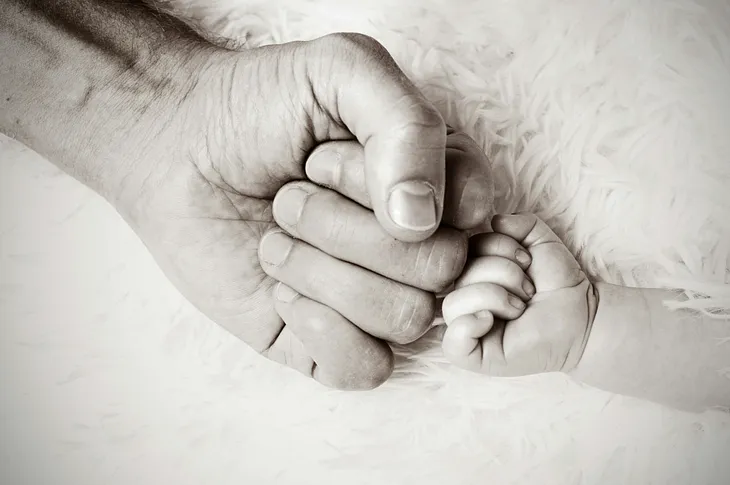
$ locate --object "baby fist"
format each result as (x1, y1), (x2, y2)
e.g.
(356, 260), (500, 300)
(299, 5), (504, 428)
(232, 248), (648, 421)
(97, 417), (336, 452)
(441, 213), (597, 377)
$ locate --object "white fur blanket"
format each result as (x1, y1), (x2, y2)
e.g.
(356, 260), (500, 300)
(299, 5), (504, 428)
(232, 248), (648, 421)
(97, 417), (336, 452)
(2, 1), (729, 484)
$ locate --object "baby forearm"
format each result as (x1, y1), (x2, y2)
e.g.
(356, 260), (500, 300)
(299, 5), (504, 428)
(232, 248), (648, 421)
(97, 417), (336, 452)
(570, 283), (730, 412)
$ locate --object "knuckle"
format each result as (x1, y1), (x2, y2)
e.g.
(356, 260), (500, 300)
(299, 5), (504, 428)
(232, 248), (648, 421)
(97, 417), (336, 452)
(495, 256), (514, 273)
(466, 182), (494, 229)
(515, 211), (539, 228)
(316, 192), (355, 249)
(381, 286), (437, 344)
(324, 32), (387, 56)
(353, 354), (394, 390)
(416, 230), (468, 292)
(325, 347), (394, 391)
(390, 100), (445, 140)
(440, 293), (462, 325)
(446, 131), (476, 150)
(495, 259), (521, 286)
(316, 33), (390, 69)
(495, 233), (512, 254)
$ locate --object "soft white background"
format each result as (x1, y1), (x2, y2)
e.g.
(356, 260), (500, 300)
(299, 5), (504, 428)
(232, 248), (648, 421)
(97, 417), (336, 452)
(2, 0), (730, 484)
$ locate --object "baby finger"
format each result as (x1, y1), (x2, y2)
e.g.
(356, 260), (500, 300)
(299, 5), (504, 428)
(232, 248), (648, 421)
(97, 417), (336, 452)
(442, 282), (526, 324)
(456, 256), (536, 300)
(469, 232), (532, 270)
(442, 313), (495, 371)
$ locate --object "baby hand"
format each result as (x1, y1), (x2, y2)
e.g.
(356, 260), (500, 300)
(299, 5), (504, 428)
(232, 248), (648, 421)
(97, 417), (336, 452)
(441, 213), (597, 376)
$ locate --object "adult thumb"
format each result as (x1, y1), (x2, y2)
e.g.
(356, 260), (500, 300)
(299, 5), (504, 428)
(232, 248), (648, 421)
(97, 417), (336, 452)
(306, 33), (446, 243)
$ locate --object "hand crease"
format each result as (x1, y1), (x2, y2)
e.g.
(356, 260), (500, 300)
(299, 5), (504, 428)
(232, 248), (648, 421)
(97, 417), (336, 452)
(187, 155), (246, 220)
(260, 320), (287, 356)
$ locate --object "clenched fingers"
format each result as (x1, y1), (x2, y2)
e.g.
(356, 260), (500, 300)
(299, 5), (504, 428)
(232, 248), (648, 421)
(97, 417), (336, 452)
(258, 228), (437, 345)
(305, 131), (494, 231)
(272, 283), (394, 389)
(272, 181), (467, 293)
(489, 213), (585, 291)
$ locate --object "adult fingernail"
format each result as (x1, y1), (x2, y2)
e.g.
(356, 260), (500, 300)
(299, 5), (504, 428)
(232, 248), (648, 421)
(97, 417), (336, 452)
(276, 282), (299, 303)
(259, 230), (294, 266)
(523, 279), (536, 298)
(388, 181), (437, 231)
(274, 187), (309, 227)
(509, 294), (525, 310)
(306, 149), (342, 187)
(515, 248), (531, 267)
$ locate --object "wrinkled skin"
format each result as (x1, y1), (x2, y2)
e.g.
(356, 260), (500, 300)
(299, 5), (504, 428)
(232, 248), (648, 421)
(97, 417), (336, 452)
(112, 34), (495, 389)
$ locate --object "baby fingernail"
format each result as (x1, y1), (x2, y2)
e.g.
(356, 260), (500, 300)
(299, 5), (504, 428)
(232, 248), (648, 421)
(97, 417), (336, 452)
(523, 279), (536, 298)
(259, 230), (294, 266)
(515, 248), (531, 266)
(388, 181), (437, 231)
(306, 149), (342, 187)
(275, 282), (299, 303)
(509, 294), (525, 310)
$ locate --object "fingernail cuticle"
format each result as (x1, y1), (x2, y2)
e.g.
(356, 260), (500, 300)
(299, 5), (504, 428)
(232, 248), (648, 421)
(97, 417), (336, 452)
(388, 180), (437, 231)
(509, 294), (526, 310)
(515, 248), (531, 266)
(275, 282), (299, 303)
(306, 150), (341, 187)
(523, 279), (536, 298)
(259, 230), (294, 266)
(274, 187), (309, 227)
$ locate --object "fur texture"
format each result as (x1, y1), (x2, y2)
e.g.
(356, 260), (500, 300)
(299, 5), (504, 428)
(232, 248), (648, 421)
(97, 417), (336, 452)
(1, 0), (729, 484)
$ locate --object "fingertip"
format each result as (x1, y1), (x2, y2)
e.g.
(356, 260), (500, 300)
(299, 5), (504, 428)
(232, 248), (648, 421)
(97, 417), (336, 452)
(515, 248), (532, 269)
(489, 214), (514, 240)
(305, 141), (375, 209)
(305, 142), (343, 189)
(443, 143), (495, 230)
(468, 232), (532, 270)
(363, 112), (446, 243)
(442, 314), (491, 369)
(445, 177), (494, 231)
(258, 229), (295, 270)
(274, 282), (300, 304)
(276, 291), (396, 391)
(441, 290), (466, 324)
(491, 213), (545, 245)
(522, 278), (536, 299)
(379, 179), (442, 242)
(314, 348), (394, 391)
(443, 282), (525, 322)
(507, 292), (526, 311)
(453, 312), (494, 337)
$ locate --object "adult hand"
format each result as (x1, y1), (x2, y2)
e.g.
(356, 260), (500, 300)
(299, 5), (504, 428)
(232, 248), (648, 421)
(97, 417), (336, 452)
(1, 0), (494, 388)
(260, 132), (494, 387)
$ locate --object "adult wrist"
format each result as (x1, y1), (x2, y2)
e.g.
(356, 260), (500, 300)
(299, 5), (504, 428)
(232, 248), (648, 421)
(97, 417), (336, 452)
(0, 0), (217, 203)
